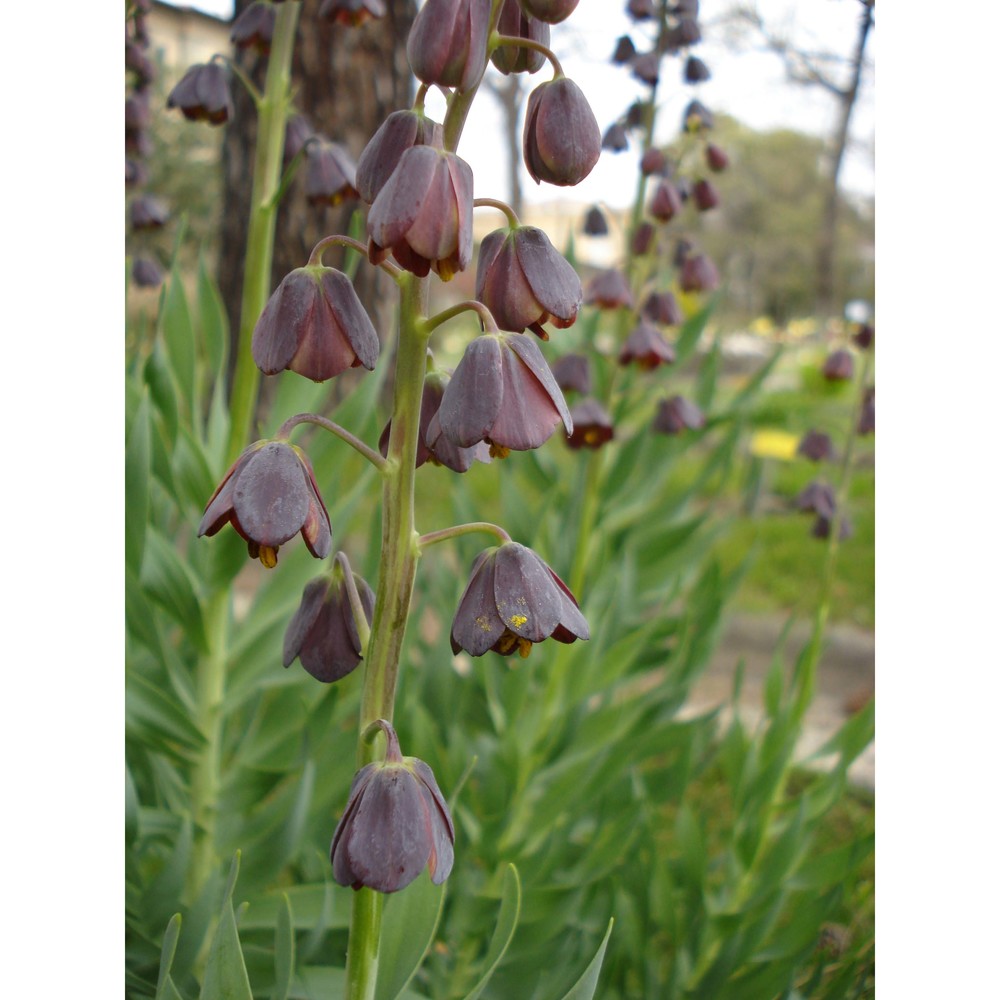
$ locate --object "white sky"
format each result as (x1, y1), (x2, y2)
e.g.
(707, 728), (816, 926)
(171, 0), (874, 207)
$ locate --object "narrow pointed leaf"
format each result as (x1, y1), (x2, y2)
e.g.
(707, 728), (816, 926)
(461, 864), (521, 1000)
(557, 919), (614, 1000)
(125, 391), (151, 575)
(271, 894), (295, 1000)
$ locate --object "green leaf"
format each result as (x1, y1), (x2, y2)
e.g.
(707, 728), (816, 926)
(140, 528), (209, 653)
(557, 919), (614, 1000)
(145, 346), (180, 448)
(200, 853), (254, 1000)
(125, 390), (152, 576)
(197, 252), (228, 380)
(159, 261), (197, 418)
(674, 302), (714, 364)
(375, 871), (446, 1000)
(271, 894), (295, 1000)
(460, 864), (522, 1000)
(155, 913), (183, 1000)
(126, 764), (140, 848)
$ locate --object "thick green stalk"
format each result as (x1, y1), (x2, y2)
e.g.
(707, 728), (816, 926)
(345, 274), (430, 1000)
(225, 1), (301, 465)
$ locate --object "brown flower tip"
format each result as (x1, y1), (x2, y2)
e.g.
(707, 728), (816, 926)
(450, 542), (589, 657)
(653, 395), (705, 435)
(524, 77), (602, 186)
(795, 480), (836, 519)
(198, 440), (333, 567)
(567, 399), (614, 450)
(331, 725), (455, 894)
(252, 266), (379, 382)
(130, 195), (169, 231)
(283, 563), (375, 683)
(132, 257), (164, 288)
(853, 322), (874, 350)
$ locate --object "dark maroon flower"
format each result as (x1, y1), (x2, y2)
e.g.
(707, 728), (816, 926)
(812, 514), (852, 541)
(167, 62), (233, 125)
(381, 368), (491, 473)
(653, 396), (705, 434)
(642, 291), (684, 326)
(631, 221), (657, 256)
(631, 52), (661, 86)
(406, 0), (491, 92)
(356, 109), (443, 204)
(705, 142), (729, 172)
(823, 349), (855, 382)
(640, 148), (668, 176)
(132, 257), (163, 288)
(230, 2), (275, 52)
(584, 269), (633, 309)
(476, 226), (582, 339)
(667, 18), (702, 48)
(126, 43), (155, 86)
(853, 323), (874, 350)
(331, 722), (454, 894)
(126, 128), (153, 159)
(198, 440), (333, 567)
(627, 0), (655, 19)
(684, 55), (711, 82)
(130, 195), (169, 231)
(550, 353), (591, 395)
(583, 205), (609, 236)
(649, 179), (683, 222)
(682, 99), (714, 132)
(858, 387), (875, 435)
(252, 266), (378, 382)
(796, 480), (836, 519)
(518, 0), (579, 23)
(524, 77), (602, 186)
(305, 140), (359, 206)
(436, 332), (572, 457)
(492, 0), (550, 74)
(673, 237), (694, 269)
(319, 0), (387, 25)
(367, 146), (473, 280)
(619, 321), (676, 370)
(797, 429), (835, 462)
(692, 178), (720, 211)
(624, 100), (647, 129)
(567, 399), (614, 450)
(450, 542), (589, 657)
(125, 94), (150, 131)
(284, 114), (316, 164)
(602, 122), (629, 152)
(125, 158), (148, 188)
(612, 35), (636, 64)
(679, 253), (720, 293)
(283, 562), (375, 683)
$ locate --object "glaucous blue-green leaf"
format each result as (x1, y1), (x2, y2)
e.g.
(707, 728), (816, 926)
(200, 854), (254, 1000)
(557, 918), (614, 1000)
(125, 390), (151, 576)
(197, 252), (228, 382)
(159, 261), (197, 418)
(460, 864), (521, 1000)
(271, 894), (294, 1000)
(140, 528), (209, 652)
(154, 913), (185, 1000)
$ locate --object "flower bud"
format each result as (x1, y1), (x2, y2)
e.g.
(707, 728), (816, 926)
(476, 226), (582, 338)
(682, 99), (713, 133)
(649, 179), (683, 222)
(304, 140), (359, 206)
(640, 148), (669, 177)
(679, 253), (720, 293)
(518, 0), (579, 24)
(523, 77), (602, 186)
(653, 395), (705, 434)
(319, 0), (387, 25)
(130, 195), (169, 231)
(356, 109), (443, 205)
(407, 0), (491, 92)
(132, 257), (164, 288)
(796, 480), (836, 519)
(584, 269), (634, 309)
(667, 18), (702, 48)
(283, 563), (375, 683)
(167, 62), (233, 125)
(125, 94), (150, 131)
(252, 266), (379, 382)
(367, 146), (473, 279)
(602, 122), (629, 153)
(620, 321), (676, 370)
(642, 291), (684, 326)
(582, 205), (609, 236)
(797, 429), (834, 462)
(692, 178), (720, 211)
(230, 2), (275, 53)
(631, 221), (657, 256)
(631, 52), (660, 86)
(705, 143), (729, 172)
(684, 55), (711, 83)
(823, 348), (855, 381)
(551, 353), (592, 394)
(612, 35), (636, 64)
(492, 0), (550, 74)
(567, 399), (614, 450)
(853, 322), (874, 350)
(451, 542), (589, 657)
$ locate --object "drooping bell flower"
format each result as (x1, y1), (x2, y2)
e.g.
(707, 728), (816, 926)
(611, 35), (636, 64)
(230, 2), (275, 53)
(705, 143), (729, 172)
(619, 320), (676, 370)
(683, 99), (714, 132)
(582, 205), (609, 236)
(518, 0), (579, 23)
(198, 440), (333, 568)
(167, 62), (233, 124)
(653, 395), (705, 435)
(130, 195), (169, 231)
(523, 77), (601, 186)
(857, 387), (875, 435)
(584, 269), (633, 309)
(853, 323), (874, 350)
(492, 0), (550, 74)
(823, 349), (855, 382)
(304, 139), (359, 206)
(252, 266), (379, 382)
(602, 122), (629, 152)
(693, 178), (720, 211)
(406, 0), (491, 93)
(356, 109), (443, 204)
(132, 257), (164, 288)
(380, 368), (491, 473)
(566, 399), (614, 450)
(284, 114), (316, 164)
(631, 52), (660, 86)
(367, 145), (473, 280)
(812, 514), (852, 541)
(331, 721), (454, 894)
(283, 560), (375, 683)
(796, 480), (836, 519)
(551, 354), (591, 395)
(679, 253), (720, 293)
(450, 542), (589, 657)
(684, 55), (711, 83)
(649, 179), (683, 222)
(319, 0), (387, 25)
(125, 94), (150, 131)
(436, 332), (572, 457)
(642, 291), (684, 327)
(475, 226), (582, 339)
(631, 221), (657, 256)
(797, 429), (835, 462)
(627, 0), (655, 19)
(666, 18), (702, 49)
(640, 148), (668, 176)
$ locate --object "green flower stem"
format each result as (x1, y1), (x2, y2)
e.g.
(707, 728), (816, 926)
(345, 272), (430, 1000)
(418, 521), (512, 550)
(307, 235), (404, 280)
(225, 0), (301, 466)
(421, 299), (498, 336)
(489, 32), (564, 77)
(473, 197), (520, 228)
(276, 413), (390, 472)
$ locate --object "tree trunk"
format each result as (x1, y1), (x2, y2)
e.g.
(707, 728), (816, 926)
(218, 0), (416, 390)
(815, 0), (874, 318)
